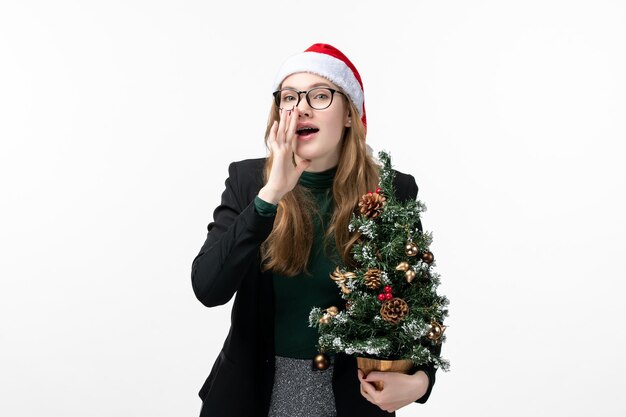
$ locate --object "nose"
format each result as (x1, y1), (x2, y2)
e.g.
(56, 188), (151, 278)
(296, 92), (312, 116)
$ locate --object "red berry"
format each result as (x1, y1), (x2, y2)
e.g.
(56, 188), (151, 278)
(377, 293), (386, 301)
(367, 191), (373, 195)
(385, 293), (393, 300)
(376, 187), (382, 194)
(384, 285), (392, 293)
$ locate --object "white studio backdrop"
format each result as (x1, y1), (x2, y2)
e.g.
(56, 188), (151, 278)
(1, 1), (625, 416)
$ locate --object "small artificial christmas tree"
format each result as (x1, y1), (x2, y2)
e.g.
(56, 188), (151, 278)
(309, 150), (450, 378)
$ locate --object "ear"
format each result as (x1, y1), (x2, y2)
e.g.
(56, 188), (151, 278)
(345, 112), (352, 127)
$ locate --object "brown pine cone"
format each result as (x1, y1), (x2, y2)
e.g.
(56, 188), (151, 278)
(380, 298), (409, 325)
(358, 192), (386, 219)
(363, 268), (382, 290)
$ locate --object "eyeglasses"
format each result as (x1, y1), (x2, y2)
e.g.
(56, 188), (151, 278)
(273, 87), (345, 111)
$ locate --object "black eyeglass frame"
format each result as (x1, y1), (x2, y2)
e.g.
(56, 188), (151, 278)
(272, 87), (346, 110)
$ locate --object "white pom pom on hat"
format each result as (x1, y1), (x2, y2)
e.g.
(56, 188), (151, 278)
(272, 43), (367, 128)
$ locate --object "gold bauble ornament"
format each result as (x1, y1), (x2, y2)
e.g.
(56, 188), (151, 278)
(313, 353), (331, 370)
(326, 306), (339, 316)
(405, 269), (416, 283)
(427, 321), (446, 343)
(421, 251), (434, 264)
(395, 261), (410, 272)
(405, 242), (419, 257)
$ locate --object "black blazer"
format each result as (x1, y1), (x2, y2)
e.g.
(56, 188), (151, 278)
(191, 158), (437, 417)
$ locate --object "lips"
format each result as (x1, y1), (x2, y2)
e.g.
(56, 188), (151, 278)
(296, 124), (319, 138)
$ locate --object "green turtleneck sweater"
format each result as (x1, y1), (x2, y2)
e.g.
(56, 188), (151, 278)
(254, 167), (345, 359)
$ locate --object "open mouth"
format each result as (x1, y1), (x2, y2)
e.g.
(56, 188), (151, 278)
(296, 127), (319, 138)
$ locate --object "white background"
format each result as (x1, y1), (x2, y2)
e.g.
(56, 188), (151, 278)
(1, 1), (625, 416)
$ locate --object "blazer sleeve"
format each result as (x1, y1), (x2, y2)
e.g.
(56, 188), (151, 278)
(191, 161), (275, 307)
(395, 171), (439, 404)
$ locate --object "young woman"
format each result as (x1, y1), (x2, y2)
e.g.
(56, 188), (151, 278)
(191, 43), (438, 417)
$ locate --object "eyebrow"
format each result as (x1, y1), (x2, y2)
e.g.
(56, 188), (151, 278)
(281, 82), (334, 90)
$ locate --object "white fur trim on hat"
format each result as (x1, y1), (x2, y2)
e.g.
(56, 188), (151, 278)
(272, 51), (364, 116)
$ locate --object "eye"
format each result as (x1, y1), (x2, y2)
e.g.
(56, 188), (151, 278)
(309, 88), (332, 101)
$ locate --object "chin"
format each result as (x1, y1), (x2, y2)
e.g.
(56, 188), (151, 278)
(295, 146), (340, 162)
(294, 150), (317, 161)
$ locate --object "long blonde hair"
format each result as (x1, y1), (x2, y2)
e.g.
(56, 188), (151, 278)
(260, 96), (379, 276)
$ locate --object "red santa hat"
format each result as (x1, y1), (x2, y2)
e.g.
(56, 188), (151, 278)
(273, 43), (367, 128)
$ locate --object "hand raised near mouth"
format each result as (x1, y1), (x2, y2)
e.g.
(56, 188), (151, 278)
(258, 107), (311, 204)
